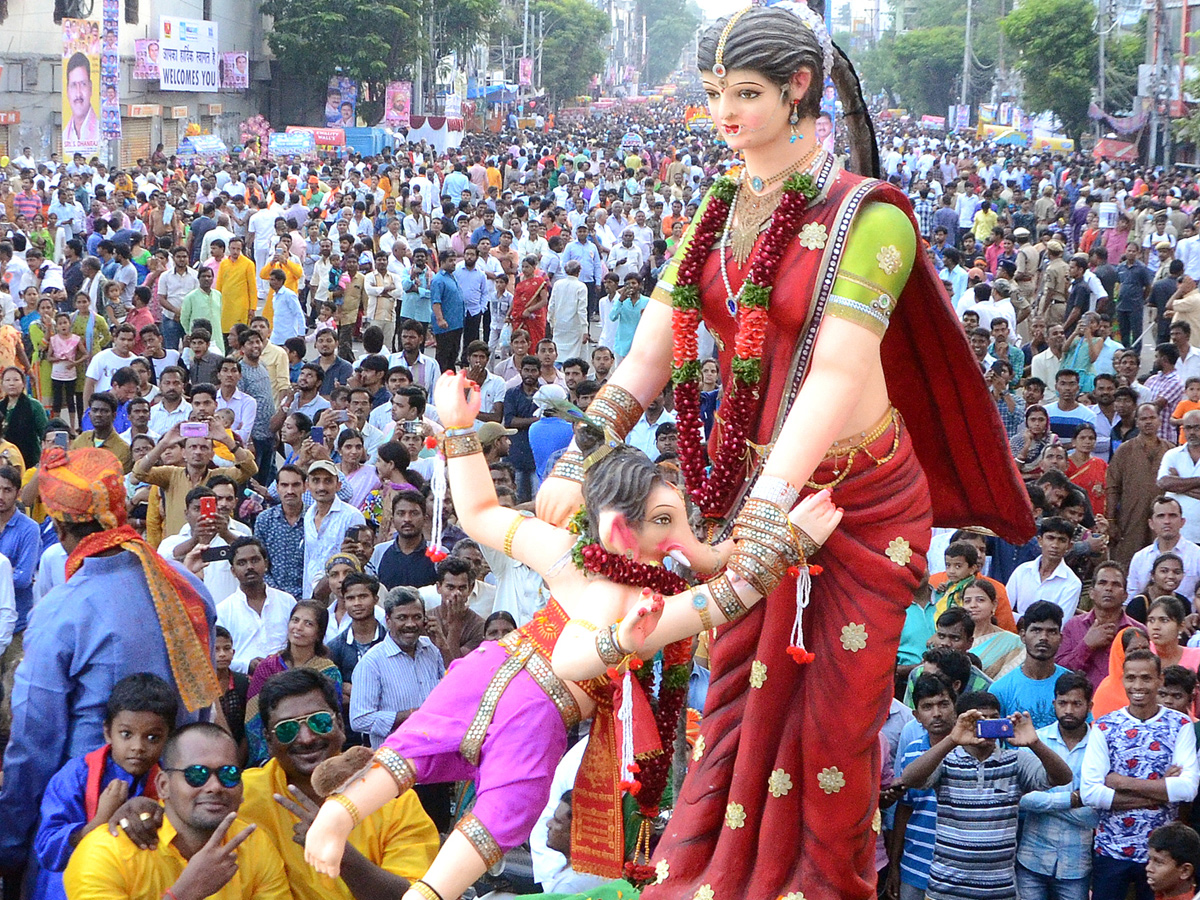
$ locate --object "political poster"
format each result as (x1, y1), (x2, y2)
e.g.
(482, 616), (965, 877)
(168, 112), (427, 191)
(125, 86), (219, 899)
(325, 77), (357, 127)
(62, 18), (102, 158)
(269, 131), (316, 156)
(100, 0), (120, 141)
(519, 57), (533, 87)
(134, 39), (160, 79)
(222, 52), (249, 90)
(383, 81), (411, 128)
(159, 16), (220, 92)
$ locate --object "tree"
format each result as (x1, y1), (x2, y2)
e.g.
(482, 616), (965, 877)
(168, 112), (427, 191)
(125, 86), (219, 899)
(1001, 0), (1097, 142)
(261, 0), (499, 124)
(643, 0), (700, 85)
(889, 27), (967, 116)
(532, 0), (610, 103)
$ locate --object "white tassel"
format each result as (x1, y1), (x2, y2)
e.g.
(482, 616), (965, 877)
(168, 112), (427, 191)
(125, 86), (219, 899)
(429, 449), (447, 556)
(617, 669), (637, 788)
(788, 565), (814, 665)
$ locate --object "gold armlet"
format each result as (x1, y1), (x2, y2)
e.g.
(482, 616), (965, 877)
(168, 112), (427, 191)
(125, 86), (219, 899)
(595, 622), (627, 666)
(587, 384), (644, 438)
(410, 881), (446, 900)
(503, 514), (529, 559)
(443, 433), (483, 458)
(372, 747), (417, 794)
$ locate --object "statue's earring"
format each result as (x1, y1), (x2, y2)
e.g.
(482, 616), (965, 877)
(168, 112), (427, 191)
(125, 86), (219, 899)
(789, 101), (803, 144)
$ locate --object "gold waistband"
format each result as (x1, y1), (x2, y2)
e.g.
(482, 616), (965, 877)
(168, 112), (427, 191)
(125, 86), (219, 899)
(807, 406), (901, 491)
(459, 632), (582, 765)
(823, 405), (898, 459)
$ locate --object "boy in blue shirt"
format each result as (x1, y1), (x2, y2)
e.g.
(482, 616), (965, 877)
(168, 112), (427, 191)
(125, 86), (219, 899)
(33, 672), (177, 900)
(991, 600), (1071, 728)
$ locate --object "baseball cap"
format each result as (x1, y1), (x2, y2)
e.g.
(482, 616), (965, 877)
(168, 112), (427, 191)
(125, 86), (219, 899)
(478, 422), (517, 446)
(992, 279), (1014, 298)
(307, 459), (339, 478)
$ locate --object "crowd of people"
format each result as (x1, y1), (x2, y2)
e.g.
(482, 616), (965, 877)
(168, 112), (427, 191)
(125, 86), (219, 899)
(5, 102), (1200, 899)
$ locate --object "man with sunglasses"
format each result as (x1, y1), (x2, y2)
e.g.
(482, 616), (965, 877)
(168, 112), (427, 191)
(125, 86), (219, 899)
(236, 668), (437, 900)
(65, 722), (291, 900)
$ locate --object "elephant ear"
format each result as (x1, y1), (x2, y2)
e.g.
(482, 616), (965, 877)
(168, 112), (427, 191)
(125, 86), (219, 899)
(597, 508), (637, 557)
(310, 745), (375, 797)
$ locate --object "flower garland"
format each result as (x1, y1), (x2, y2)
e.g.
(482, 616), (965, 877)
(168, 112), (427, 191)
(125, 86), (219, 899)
(671, 173), (819, 518)
(568, 507), (691, 886)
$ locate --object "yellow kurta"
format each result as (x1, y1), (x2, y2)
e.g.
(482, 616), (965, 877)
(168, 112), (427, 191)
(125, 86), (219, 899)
(63, 812), (292, 900)
(259, 258), (303, 322)
(238, 758), (439, 900)
(216, 254), (258, 334)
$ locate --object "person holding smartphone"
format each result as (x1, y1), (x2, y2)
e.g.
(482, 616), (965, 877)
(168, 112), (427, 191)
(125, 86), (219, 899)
(897, 691), (1072, 900)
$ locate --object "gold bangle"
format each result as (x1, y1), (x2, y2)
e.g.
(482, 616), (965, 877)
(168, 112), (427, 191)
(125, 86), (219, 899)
(691, 585), (714, 632)
(444, 433), (483, 458)
(789, 521), (820, 559)
(503, 514), (528, 558)
(727, 551), (782, 598)
(588, 384), (644, 437)
(595, 622), (626, 666)
(410, 881), (445, 900)
(372, 747), (416, 794)
(457, 813), (505, 868)
(551, 449), (586, 484)
(707, 573), (750, 622)
(329, 793), (361, 828)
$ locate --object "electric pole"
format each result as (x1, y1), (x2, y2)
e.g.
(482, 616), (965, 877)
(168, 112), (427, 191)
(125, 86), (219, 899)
(960, 0), (972, 106)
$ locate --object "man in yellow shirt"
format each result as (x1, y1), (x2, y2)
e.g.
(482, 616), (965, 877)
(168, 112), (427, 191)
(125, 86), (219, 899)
(64, 723), (292, 900)
(258, 242), (303, 322)
(237, 667), (439, 900)
(216, 237), (258, 337)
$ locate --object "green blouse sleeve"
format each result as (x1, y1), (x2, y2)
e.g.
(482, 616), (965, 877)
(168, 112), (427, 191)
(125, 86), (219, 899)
(826, 201), (917, 338)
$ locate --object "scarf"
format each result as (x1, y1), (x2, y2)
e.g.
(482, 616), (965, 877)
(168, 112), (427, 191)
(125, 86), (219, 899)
(84, 744), (160, 820)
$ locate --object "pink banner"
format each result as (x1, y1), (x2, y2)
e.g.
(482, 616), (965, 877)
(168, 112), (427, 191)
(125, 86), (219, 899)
(286, 125), (345, 146)
(134, 38), (159, 79)
(383, 81), (411, 128)
(519, 57), (533, 87)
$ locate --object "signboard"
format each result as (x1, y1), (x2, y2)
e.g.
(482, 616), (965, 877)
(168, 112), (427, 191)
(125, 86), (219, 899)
(171, 105), (189, 117)
(179, 134), (228, 158)
(919, 114), (945, 129)
(159, 16), (220, 92)
(222, 52), (249, 90)
(286, 125), (346, 146)
(126, 104), (162, 116)
(204, 103), (223, 115)
(62, 18), (102, 158)
(383, 81), (411, 128)
(444, 93), (462, 119)
(325, 77), (357, 127)
(269, 131), (316, 156)
(0, 112), (20, 125)
(134, 39), (160, 79)
(620, 130), (643, 150)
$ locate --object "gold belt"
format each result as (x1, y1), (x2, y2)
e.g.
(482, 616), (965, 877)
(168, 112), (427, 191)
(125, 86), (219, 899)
(460, 632), (582, 765)
(807, 406), (901, 491)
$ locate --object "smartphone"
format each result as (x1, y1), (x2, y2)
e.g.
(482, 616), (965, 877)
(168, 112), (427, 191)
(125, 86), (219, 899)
(199, 496), (218, 518)
(200, 545), (234, 563)
(180, 421), (208, 439)
(976, 718), (1015, 740)
(51, 431), (69, 449)
(334, 409), (349, 423)
(310, 426), (324, 445)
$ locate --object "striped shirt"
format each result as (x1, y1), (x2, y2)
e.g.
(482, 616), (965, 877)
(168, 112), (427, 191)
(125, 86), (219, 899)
(895, 734), (938, 889)
(922, 745), (1051, 900)
(347, 635), (444, 747)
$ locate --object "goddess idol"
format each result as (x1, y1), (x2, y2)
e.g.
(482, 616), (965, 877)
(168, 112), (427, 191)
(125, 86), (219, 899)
(537, 3), (1036, 899)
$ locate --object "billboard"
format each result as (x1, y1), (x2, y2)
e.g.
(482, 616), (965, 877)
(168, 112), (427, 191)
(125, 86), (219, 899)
(62, 18), (102, 158)
(383, 81), (411, 128)
(134, 39), (160, 79)
(325, 77), (357, 127)
(100, 0), (120, 141)
(159, 16), (220, 92)
(221, 52), (249, 90)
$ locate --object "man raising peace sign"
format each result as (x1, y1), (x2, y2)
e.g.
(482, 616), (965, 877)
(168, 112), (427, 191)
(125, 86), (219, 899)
(64, 722), (290, 900)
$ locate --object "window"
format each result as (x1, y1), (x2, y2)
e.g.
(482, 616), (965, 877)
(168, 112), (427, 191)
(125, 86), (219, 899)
(203, 0), (211, 19)
(125, 0), (138, 23)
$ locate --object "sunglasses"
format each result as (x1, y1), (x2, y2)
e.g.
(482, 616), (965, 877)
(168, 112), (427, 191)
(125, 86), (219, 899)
(272, 711), (335, 744)
(164, 764), (242, 788)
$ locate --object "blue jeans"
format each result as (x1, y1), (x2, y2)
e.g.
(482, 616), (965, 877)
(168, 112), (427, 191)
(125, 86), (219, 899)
(161, 315), (185, 351)
(1091, 852), (1152, 900)
(1015, 862), (1090, 900)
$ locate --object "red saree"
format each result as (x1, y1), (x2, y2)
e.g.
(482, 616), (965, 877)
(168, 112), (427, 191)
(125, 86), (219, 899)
(642, 163), (1034, 900)
(510, 274), (549, 347)
(1067, 456), (1108, 516)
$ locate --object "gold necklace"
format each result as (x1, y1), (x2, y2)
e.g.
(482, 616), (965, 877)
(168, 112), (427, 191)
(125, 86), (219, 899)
(744, 144), (822, 195)
(728, 147), (824, 264)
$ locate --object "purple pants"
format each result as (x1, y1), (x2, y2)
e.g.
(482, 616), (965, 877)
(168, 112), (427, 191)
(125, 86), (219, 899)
(382, 641), (570, 850)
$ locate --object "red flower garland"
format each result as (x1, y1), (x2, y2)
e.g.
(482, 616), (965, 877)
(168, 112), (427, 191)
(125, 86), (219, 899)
(671, 174), (818, 518)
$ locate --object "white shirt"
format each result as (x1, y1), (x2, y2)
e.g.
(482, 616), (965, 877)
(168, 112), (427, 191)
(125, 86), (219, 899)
(473, 370), (508, 427)
(608, 243), (644, 281)
(149, 399), (193, 435)
(1177, 235), (1200, 281)
(157, 268), (199, 320)
(388, 351), (440, 397)
(216, 586), (297, 673)
(302, 498), (366, 597)
(158, 520), (252, 605)
(1177, 345), (1200, 385)
(530, 737), (608, 894)
(33, 543), (68, 605)
(85, 348), (135, 392)
(419, 579), (498, 620)
(0, 555), (15, 656)
(627, 411), (677, 461)
(1126, 536), (1200, 599)
(969, 298), (1017, 334)
(1005, 556), (1083, 619)
(1159, 445), (1200, 544)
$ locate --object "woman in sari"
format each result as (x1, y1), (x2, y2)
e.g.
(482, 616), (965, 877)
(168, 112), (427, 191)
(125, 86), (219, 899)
(961, 578), (1025, 679)
(1011, 404), (1052, 478)
(1067, 422), (1107, 516)
(1093, 626), (1151, 717)
(335, 428), (380, 510)
(509, 257), (550, 348)
(0, 367), (48, 470)
(28, 297), (57, 407)
(1060, 311), (1103, 393)
(244, 599), (343, 765)
(69, 291), (110, 397)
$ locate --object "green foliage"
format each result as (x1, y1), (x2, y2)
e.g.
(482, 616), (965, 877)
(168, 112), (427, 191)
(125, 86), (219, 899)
(889, 26), (967, 115)
(644, 0), (700, 85)
(1000, 0), (1097, 141)
(1176, 30), (1200, 147)
(1105, 16), (1147, 113)
(531, 0), (610, 103)
(261, 0), (498, 124)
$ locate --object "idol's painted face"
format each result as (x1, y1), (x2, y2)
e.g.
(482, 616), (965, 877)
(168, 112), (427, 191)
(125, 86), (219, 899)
(701, 66), (811, 151)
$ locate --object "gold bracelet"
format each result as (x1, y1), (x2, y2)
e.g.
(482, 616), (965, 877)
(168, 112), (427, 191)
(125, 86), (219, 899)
(707, 572), (750, 622)
(329, 793), (361, 828)
(410, 881), (445, 900)
(727, 550), (783, 598)
(503, 514), (528, 558)
(551, 449), (586, 484)
(588, 384), (644, 438)
(789, 521), (821, 559)
(372, 747), (416, 794)
(691, 585), (714, 632)
(596, 622), (626, 666)
(444, 433), (483, 458)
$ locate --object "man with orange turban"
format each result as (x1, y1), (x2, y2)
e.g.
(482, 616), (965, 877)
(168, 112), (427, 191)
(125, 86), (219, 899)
(0, 447), (219, 872)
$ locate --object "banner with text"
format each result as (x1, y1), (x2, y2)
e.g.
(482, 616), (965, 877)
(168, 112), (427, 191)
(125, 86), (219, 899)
(101, 0), (120, 140)
(62, 18), (102, 158)
(383, 81), (411, 128)
(159, 16), (219, 92)
(134, 39), (160, 80)
(221, 52), (249, 90)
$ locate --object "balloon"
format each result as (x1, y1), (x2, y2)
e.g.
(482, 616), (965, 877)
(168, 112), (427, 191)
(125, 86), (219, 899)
(0, 156), (9, 168)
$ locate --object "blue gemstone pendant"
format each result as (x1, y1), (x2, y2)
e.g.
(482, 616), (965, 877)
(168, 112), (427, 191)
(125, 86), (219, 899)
(750, 176), (764, 192)
(726, 296), (738, 316)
